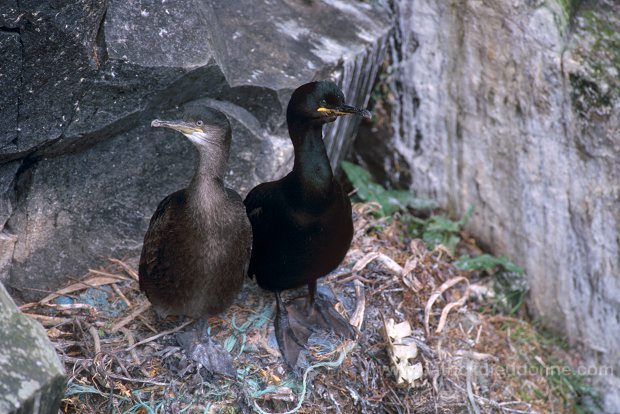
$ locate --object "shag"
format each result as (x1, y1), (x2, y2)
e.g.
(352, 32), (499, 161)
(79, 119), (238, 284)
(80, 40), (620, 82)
(244, 81), (371, 368)
(139, 105), (252, 376)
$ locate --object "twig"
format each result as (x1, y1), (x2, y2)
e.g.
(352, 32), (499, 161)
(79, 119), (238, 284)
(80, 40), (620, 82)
(111, 284), (132, 308)
(424, 276), (469, 336)
(43, 303), (98, 317)
(369, 279), (399, 296)
(328, 270), (351, 280)
(351, 252), (403, 275)
(119, 327), (142, 367)
(23, 313), (72, 326)
(387, 384), (408, 414)
(335, 273), (375, 285)
(88, 269), (131, 281)
(474, 325), (482, 346)
(454, 350), (499, 362)
(98, 354), (168, 387)
(435, 293), (468, 334)
(66, 275), (114, 295)
(466, 360), (481, 414)
(137, 315), (158, 334)
(36, 275), (126, 305)
(108, 258), (140, 281)
(110, 302), (150, 333)
(125, 320), (193, 351)
(89, 325), (101, 355)
(109, 353), (133, 379)
(352, 252), (380, 273)
(350, 280), (366, 330)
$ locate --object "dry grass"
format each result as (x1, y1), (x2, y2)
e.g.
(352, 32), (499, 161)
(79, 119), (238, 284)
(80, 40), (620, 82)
(22, 203), (592, 413)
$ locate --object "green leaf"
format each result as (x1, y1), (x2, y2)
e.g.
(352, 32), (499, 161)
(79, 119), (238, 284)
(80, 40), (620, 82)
(418, 215), (462, 253)
(454, 254), (523, 274)
(425, 215), (461, 233)
(341, 161), (377, 202)
(385, 190), (438, 212)
(341, 161), (436, 216)
(493, 271), (528, 314)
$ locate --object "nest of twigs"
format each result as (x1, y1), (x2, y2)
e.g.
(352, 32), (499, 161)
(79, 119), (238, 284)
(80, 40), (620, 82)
(21, 203), (580, 413)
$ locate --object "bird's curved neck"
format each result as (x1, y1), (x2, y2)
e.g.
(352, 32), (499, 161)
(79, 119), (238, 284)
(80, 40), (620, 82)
(188, 146), (228, 209)
(289, 121), (333, 197)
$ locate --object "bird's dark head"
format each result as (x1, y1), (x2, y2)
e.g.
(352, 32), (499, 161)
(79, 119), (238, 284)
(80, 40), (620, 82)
(151, 105), (231, 150)
(286, 81), (372, 126)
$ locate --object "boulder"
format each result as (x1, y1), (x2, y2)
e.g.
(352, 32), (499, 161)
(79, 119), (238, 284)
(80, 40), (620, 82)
(372, 0), (620, 409)
(0, 0), (391, 302)
(0, 282), (65, 414)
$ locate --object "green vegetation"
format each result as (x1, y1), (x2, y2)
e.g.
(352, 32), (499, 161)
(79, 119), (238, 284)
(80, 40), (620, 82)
(574, 7), (620, 97)
(342, 161), (525, 313)
(403, 207), (473, 255)
(455, 254), (527, 314)
(552, 0), (584, 21)
(341, 161), (436, 217)
(548, 0), (585, 31)
(503, 321), (602, 413)
(565, 4), (620, 123)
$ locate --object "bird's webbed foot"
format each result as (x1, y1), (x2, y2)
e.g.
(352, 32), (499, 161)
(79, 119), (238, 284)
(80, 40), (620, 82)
(176, 319), (236, 377)
(274, 292), (312, 369)
(287, 292), (358, 340)
(274, 288), (358, 369)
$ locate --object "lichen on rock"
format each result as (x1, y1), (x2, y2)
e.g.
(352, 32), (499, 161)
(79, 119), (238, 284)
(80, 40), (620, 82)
(0, 282), (65, 414)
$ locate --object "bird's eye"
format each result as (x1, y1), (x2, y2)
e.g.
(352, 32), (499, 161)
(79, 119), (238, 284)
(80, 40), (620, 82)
(319, 99), (327, 107)
(196, 120), (204, 126)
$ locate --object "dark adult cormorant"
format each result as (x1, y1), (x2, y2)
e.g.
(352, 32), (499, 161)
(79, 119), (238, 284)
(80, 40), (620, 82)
(244, 81), (371, 367)
(139, 105), (252, 376)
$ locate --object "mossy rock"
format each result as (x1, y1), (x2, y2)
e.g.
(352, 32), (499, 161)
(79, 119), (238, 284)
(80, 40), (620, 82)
(565, 1), (620, 119)
(0, 283), (66, 414)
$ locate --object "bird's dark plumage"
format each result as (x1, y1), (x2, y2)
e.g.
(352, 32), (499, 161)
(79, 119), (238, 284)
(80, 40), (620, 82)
(244, 81), (371, 367)
(139, 104), (251, 375)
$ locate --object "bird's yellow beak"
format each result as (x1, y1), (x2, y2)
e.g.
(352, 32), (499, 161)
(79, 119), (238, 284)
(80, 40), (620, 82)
(317, 104), (372, 119)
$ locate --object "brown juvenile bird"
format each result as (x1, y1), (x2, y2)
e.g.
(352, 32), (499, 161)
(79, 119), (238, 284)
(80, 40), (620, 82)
(244, 81), (371, 368)
(139, 104), (252, 376)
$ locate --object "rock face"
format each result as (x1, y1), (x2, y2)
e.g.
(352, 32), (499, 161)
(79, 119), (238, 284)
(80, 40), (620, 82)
(379, 0), (620, 409)
(0, 282), (66, 413)
(0, 1), (391, 302)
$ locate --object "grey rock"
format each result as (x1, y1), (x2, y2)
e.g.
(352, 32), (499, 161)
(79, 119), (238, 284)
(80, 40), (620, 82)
(374, 0), (620, 409)
(0, 30), (20, 151)
(0, 161), (20, 283)
(0, 282), (65, 414)
(0, 161), (20, 228)
(0, 0), (391, 302)
(104, 0), (214, 68)
(1, 1), (109, 156)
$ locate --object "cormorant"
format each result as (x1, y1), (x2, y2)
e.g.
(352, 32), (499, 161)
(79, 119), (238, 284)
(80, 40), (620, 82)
(139, 104), (252, 376)
(244, 81), (371, 368)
